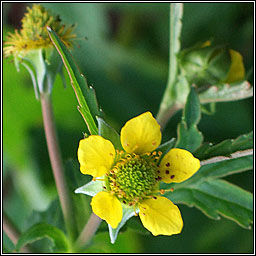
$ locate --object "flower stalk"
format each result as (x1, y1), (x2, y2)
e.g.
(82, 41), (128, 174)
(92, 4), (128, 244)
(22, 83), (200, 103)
(156, 3), (184, 129)
(74, 213), (102, 252)
(40, 92), (76, 241)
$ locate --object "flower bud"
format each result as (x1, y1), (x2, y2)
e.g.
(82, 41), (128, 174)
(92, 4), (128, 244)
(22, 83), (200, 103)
(178, 41), (245, 87)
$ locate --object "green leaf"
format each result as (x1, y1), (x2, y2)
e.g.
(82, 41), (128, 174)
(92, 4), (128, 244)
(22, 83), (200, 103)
(97, 117), (123, 150)
(47, 27), (101, 135)
(184, 86), (201, 129)
(25, 200), (64, 233)
(194, 131), (253, 160)
(168, 179), (253, 229)
(16, 223), (69, 253)
(164, 152), (253, 229)
(192, 155), (252, 183)
(175, 87), (203, 151)
(199, 81), (253, 103)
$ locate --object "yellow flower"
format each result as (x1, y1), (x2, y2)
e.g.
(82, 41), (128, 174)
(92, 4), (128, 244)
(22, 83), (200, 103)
(4, 4), (76, 58)
(77, 112), (200, 236)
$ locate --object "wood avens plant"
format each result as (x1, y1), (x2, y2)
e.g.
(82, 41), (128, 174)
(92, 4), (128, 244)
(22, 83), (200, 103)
(3, 3), (253, 253)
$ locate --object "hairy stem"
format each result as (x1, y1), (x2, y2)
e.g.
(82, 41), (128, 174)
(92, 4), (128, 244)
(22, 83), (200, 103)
(40, 92), (76, 240)
(3, 212), (31, 253)
(74, 213), (102, 252)
(156, 3), (183, 129)
(200, 149), (253, 166)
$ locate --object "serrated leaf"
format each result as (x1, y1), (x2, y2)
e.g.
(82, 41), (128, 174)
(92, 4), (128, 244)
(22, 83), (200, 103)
(173, 179), (252, 228)
(175, 87), (203, 152)
(199, 81), (253, 103)
(194, 131), (253, 160)
(191, 155), (252, 183)
(47, 27), (101, 135)
(164, 154), (253, 229)
(16, 223), (69, 253)
(97, 117), (123, 150)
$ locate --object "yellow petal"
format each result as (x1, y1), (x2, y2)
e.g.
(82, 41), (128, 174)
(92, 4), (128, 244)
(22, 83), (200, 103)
(91, 191), (122, 228)
(225, 49), (245, 83)
(77, 135), (115, 177)
(120, 112), (161, 154)
(139, 197), (183, 236)
(159, 148), (200, 183)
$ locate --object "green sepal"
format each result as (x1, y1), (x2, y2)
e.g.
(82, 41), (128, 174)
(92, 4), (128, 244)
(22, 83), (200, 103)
(75, 179), (105, 197)
(97, 117), (123, 150)
(178, 44), (231, 86)
(108, 206), (139, 244)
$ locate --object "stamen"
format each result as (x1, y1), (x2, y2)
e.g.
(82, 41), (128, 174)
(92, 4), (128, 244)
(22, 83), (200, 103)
(133, 206), (138, 216)
(93, 178), (107, 182)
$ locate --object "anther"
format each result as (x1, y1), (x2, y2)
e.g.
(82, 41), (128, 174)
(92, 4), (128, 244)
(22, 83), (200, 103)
(160, 189), (165, 195)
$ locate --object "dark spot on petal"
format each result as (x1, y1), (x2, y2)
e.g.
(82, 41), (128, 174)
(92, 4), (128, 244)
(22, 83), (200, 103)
(166, 162), (170, 167)
(165, 170), (169, 174)
(170, 175), (175, 179)
(157, 176), (162, 181)
(153, 196), (157, 199)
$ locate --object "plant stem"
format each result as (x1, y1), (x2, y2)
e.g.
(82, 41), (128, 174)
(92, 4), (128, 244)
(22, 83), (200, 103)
(40, 92), (76, 241)
(156, 102), (183, 130)
(200, 149), (253, 166)
(3, 212), (31, 253)
(74, 213), (102, 252)
(156, 3), (183, 129)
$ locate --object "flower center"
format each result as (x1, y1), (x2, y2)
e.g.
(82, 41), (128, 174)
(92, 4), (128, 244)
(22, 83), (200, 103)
(107, 152), (161, 205)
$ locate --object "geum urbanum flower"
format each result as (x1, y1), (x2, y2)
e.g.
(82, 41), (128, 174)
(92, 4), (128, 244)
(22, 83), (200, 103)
(4, 4), (76, 97)
(77, 112), (200, 236)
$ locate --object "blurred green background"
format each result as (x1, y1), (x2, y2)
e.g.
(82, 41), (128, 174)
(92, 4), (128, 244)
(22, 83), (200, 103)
(3, 2), (253, 253)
